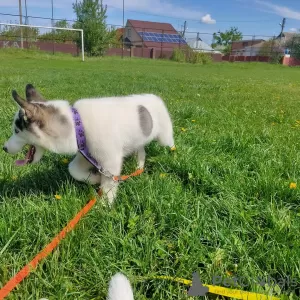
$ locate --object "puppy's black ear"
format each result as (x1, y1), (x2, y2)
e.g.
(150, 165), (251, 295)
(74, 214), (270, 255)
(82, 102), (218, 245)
(25, 84), (45, 102)
(12, 90), (27, 108)
(12, 90), (36, 120)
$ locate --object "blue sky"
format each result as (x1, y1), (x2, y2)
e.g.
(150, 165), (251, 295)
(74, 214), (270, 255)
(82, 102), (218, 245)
(0, 0), (300, 44)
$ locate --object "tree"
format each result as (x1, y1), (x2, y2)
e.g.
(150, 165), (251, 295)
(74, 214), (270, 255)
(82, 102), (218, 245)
(72, 0), (114, 56)
(258, 39), (283, 64)
(39, 20), (77, 43)
(285, 34), (300, 60)
(0, 25), (39, 42)
(211, 27), (243, 54)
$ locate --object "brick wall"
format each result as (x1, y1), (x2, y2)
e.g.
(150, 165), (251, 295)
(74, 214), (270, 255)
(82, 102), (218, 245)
(282, 56), (300, 66)
(0, 40), (79, 55)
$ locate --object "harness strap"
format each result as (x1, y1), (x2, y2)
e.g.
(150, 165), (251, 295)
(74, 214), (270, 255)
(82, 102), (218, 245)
(71, 107), (145, 182)
(71, 107), (107, 174)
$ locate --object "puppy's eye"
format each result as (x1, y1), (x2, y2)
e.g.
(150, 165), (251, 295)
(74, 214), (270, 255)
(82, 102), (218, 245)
(15, 128), (19, 134)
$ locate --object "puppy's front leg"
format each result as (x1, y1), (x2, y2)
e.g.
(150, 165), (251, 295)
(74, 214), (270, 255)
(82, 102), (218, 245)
(68, 153), (101, 184)
(98, 155), (123, 205)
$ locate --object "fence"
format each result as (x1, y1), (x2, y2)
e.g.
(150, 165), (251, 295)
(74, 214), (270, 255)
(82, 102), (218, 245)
(1, 12), (300, 65)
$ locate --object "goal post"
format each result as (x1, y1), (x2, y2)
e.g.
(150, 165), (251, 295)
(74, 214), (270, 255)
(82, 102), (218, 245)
(0, 23), (84, 61)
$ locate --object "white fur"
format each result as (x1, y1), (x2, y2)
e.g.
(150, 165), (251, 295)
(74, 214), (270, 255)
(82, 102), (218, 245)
(107, 273), (134, 300)
(38, 272), (134, 300)
(4, 94), (175, 204)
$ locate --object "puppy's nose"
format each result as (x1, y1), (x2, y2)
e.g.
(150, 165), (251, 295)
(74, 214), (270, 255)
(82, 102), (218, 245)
(3, 146), (8, 153)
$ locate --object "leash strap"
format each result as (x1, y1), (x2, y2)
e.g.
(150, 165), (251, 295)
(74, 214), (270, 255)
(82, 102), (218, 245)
(0, 198), (96, 300)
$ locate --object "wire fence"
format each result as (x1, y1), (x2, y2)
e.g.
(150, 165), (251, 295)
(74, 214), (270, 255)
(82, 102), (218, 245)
(0, 12), (299, 63)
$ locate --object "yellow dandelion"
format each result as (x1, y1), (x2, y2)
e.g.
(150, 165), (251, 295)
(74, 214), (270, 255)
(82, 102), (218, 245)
(170, 145), (176, 151)
(54, 194), (62, 200)
(289, 182), (297, 189)
(226, 271), (233, 276)
(160, 173), (167, 178)
(192, 120), (196, 122)
(181, 127), (186, 132)
(62, 158), (69, 164)
(12, 176), (17, 181)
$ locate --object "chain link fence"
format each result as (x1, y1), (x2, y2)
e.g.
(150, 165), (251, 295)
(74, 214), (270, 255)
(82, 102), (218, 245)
(1, 12), (299, 64)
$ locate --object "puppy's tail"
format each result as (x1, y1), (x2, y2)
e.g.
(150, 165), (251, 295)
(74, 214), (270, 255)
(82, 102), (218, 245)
(107, 273), (134, 300)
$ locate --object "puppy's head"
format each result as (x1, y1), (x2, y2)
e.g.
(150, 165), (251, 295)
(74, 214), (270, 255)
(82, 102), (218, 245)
(3, 84), (62, 166)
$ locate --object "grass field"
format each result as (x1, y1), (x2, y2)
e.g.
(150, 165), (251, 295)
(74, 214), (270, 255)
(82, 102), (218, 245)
(0, 49), (300, 300)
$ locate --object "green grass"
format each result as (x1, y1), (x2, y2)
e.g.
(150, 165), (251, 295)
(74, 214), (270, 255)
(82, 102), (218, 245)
(0, 49), (300, 300)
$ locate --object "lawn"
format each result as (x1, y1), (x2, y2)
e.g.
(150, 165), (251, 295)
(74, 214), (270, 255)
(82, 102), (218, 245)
(0, 49), (300, 300)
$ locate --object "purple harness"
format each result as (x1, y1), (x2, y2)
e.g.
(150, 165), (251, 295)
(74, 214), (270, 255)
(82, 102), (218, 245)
(71, 107), (106, 174)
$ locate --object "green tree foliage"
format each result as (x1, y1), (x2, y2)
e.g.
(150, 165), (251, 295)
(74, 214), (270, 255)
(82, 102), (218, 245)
(0, 25), (39, 41)
(72, 0), (115, 56)
(285, 34), (300, 60)
(212, 27), (243, 54)
(39, 20), (77, 43)
(212, 27), (243, 47)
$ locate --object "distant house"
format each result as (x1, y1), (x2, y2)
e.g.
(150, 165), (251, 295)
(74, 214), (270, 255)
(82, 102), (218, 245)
(187, 37), (221, 53)
(275, 32), (299, 44)
(231, 39), (265, 55)
(123, 19), (188, 51)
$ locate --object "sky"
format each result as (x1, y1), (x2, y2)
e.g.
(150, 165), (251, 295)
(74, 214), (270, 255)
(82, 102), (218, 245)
(0, 0), (300, 44)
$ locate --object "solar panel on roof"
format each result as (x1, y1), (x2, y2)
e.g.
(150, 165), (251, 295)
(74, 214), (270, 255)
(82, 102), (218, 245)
(137, 31), (187, 44)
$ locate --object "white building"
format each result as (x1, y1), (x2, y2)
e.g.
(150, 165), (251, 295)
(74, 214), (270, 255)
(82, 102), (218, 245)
(186, 37), (221, 54)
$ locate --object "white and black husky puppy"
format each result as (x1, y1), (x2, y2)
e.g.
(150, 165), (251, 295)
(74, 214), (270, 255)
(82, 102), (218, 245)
(3, 84), (175, 203)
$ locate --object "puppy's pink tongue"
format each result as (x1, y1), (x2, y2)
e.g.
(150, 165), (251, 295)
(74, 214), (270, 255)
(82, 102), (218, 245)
(15, 159), (27, 166)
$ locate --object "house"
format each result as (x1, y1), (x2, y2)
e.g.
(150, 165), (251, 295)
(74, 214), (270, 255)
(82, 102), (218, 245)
(186, 36), (221, 53)
(123, 19), (188, 51)
(275, 32), (299, 44)
(231, 39), (265, 55)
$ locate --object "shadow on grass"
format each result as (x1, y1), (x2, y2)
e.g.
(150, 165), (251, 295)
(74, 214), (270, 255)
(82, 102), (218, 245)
(0, 164), (77, 201)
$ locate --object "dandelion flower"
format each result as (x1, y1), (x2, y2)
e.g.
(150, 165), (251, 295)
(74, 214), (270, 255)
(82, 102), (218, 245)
(181, 127), (186, 132)
(54, 194), (62, 200)
(171, 145), (176, 151)
(226, 271), (233, 276)
(62, 158), (69, 164)
(289, 182), (297, 189)
(160, 173), (167, 178)
(192, 120), (196, 122)
(12, 176), (17, 181)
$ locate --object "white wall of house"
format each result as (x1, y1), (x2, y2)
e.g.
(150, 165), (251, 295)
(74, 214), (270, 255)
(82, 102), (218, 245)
(243, 46), (262, 56)
(124, 21), (143, 47)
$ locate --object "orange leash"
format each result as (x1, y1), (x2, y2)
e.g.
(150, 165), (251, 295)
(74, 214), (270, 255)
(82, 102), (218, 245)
(113, 168), (144, 181)
(0, 198), (96, 300)
(0, 168), (145, 299)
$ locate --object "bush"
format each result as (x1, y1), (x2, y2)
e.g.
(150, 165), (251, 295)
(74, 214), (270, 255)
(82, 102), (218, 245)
(171, 48), (185, 62)
(171, 48), (212, 64)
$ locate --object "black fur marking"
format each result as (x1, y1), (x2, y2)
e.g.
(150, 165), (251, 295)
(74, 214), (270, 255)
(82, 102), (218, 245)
(138, 105), (153, 137)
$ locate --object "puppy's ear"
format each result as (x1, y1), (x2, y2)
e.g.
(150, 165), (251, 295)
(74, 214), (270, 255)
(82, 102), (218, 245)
(12, 90), (28, 108)
(12, 90), (36, 120)
(25, 84), (45, 102)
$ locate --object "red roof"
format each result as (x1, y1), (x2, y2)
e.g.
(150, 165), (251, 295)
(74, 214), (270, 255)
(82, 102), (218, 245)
(127, 19), (187, 49)
(127, 19), (178, 34)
